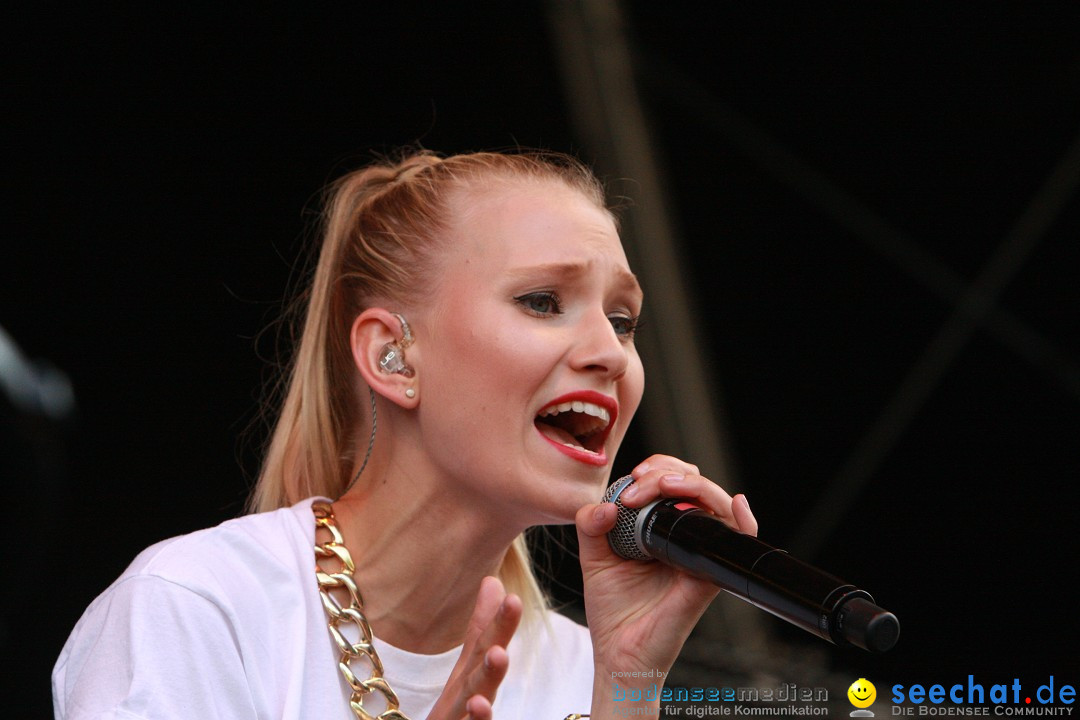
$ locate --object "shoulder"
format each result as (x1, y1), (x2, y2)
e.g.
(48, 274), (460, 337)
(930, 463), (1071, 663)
(123, 496), (322, 594)
(67, 496), (327, 635)
(52, 498), (330, 719)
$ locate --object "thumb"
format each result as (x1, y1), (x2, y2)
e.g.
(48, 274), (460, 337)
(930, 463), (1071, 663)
(574, 502), (619, 570)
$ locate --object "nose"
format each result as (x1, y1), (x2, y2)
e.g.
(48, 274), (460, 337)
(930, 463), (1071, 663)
(569, 310), (629, 380)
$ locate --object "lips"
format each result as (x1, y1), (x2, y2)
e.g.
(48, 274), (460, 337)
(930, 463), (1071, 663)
(534, 391), (617, 463)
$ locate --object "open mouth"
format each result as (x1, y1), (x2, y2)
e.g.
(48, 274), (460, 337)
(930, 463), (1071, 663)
(534, 398), (614, 454)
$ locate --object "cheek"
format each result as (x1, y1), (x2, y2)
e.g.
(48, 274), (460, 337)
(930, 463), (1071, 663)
(621, 355), (646, 418)
(454, 321), (555, 383)
(432, 321), (549, 419)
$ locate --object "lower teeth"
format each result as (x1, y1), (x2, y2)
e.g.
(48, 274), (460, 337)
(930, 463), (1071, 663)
(562, 441), (596, 454)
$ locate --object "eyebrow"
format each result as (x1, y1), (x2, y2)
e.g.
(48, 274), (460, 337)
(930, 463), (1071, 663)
(506, 261), (643, 297)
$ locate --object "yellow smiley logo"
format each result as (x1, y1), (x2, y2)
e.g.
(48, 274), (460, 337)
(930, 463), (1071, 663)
(848, 678), (877, 708)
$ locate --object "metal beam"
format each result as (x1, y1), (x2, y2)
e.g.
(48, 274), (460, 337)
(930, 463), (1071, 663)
(791, 128), (1080, 557)
(545, 0), (766, 655)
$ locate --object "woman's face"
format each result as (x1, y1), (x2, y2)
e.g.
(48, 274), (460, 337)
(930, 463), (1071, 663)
(412, 179), (645, 525)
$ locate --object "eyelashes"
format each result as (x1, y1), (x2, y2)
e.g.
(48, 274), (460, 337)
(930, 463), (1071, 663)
(515, 290), (563, 316)
(513, 291), (641, 340)
(608, 314), (641, 339)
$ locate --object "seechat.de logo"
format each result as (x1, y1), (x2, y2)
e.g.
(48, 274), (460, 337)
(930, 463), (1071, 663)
(849, 679), (878, 717)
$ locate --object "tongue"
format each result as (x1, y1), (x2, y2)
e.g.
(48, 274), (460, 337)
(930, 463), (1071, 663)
(536, 420), (581, 447)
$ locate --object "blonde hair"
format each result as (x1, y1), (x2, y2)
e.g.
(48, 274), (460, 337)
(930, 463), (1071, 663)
(249, 149), (611, 615)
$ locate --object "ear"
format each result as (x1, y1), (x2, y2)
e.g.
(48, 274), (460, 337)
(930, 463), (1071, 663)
(350, 308), (420, 409)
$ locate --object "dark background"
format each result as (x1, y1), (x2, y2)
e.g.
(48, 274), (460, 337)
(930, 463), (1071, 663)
(5, 3), (1078, 716)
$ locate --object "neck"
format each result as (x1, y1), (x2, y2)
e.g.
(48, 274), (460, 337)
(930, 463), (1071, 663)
(329, 456), (529, 654)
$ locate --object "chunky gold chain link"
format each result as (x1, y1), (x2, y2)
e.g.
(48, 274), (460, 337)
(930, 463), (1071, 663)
(314, 501), (412, 720)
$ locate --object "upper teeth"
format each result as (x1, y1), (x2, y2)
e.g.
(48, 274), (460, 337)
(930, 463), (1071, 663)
(539, 401), (610, 424)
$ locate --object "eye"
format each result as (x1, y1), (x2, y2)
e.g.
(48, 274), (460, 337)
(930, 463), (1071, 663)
(514, 291), (563, 317)
(608, 314), (641, 340)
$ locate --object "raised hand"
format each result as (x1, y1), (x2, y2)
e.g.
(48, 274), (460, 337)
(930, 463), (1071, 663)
(426, 576), (522, 720)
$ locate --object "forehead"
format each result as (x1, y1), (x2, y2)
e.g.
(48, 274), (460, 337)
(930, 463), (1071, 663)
(444, 179), (633, 275)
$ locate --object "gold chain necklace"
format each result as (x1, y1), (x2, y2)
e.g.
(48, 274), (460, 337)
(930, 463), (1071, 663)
(313, 501), (411, 720)
(315, 500), (590, 720)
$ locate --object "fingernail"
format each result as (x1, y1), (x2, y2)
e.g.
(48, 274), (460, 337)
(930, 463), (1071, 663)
(593, 504), (608, 523)
(634, 462), (651, 475)
(484, 650), (493, 670)
(661, 473), (684, 484)
(622, 483), (638, 499)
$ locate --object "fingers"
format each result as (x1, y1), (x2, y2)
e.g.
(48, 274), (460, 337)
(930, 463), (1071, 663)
(463, 577), (511, 649)
(433, 577), (520, 720)
(620, 454), (704, 509)
(467, 594), (519, 700)
(456, 644), (509, 720)
(465, 694), (493, 720)
(616, 455), (758, 536)
(631, 454), (700, 483)
(731, 493), (758, 536)
(475, 583), (521, 666)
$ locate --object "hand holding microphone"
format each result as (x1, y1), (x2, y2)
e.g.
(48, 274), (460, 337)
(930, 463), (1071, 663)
(603, 474), (900, 653)
(574, 457), (761, 691)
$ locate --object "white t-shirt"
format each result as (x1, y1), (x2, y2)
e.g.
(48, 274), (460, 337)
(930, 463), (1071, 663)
(53, 497), (595, 719)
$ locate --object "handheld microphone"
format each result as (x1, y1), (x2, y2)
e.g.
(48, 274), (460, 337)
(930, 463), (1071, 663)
(603, 475), (899, 653)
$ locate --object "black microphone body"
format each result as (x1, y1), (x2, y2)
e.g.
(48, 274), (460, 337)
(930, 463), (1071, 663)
(603, 476), (899, 653)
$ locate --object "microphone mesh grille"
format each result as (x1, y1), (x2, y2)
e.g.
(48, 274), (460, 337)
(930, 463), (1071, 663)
(603, 476), (650, 560)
